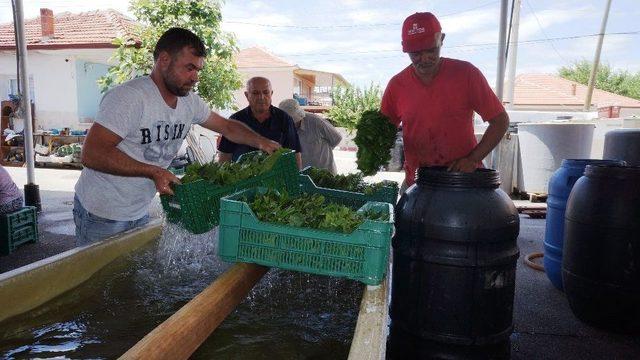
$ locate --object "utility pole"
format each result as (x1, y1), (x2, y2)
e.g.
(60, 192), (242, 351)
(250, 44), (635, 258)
(504, 0), (522, 110)
(584, 0), (613, 111)
(495, 0), (509, 101)
(14, 0), (41, 211)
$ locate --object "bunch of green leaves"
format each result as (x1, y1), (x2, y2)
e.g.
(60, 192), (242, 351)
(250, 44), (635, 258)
(181, 149), (287, 186)
(354, 110), (397, 176)
(98, 0), (242, 110)
(327, 84), (382, 131)
(249, 190), (387, 233)
(305, 167), (397, 195)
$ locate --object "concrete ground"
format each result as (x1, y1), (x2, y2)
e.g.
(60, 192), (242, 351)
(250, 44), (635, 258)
(1, 151), (639, 358)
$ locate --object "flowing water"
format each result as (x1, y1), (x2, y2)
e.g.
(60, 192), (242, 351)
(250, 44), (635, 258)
(0, 223), (362, 359)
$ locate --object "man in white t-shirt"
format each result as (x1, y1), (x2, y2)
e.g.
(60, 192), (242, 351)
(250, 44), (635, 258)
(73, 27), (280, 246)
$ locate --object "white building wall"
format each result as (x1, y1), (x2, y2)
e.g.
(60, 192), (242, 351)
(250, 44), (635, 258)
(232, 67), (295, 114)
(0, 48), (114, 130)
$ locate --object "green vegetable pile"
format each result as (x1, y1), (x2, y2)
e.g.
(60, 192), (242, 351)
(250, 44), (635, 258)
(248, 190), (389, 233)
(354, 110), (397, 176)
(180, 148), (288, 186)
(305, 167), (397, 195)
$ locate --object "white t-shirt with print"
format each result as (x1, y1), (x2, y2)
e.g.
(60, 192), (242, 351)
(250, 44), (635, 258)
(75, 76), (210, 221)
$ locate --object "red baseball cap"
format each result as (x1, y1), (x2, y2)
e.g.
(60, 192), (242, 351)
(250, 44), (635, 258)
(401, 12), (442, 53)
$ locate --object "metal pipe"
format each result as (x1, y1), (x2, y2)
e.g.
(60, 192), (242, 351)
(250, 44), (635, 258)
(583, 0), (613, 111)
(14, 0), (40, 210)
(495, 0), (509, 101)
(505, 0), (522, 109)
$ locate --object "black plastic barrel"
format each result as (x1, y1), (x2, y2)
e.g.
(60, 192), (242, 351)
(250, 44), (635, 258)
(388, 167), (520, 359)
(562, 164), (640, 333)
(544, 159), (625, 291)
(603, 129), (640, 166)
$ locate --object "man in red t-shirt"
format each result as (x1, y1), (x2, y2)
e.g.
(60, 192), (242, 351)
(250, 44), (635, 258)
(381, 12), (509, 190)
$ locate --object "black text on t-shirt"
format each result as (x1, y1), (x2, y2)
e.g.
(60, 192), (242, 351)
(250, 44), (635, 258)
(140, 123), (187, 145)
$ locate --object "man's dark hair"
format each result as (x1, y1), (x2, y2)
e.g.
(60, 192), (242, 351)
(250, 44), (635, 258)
(153, 27), (207, 61)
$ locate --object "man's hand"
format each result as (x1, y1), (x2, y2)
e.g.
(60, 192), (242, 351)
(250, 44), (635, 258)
(447, 156), (478, 173)
(258, 138), (281, 154)
(150, 167), (181, 196)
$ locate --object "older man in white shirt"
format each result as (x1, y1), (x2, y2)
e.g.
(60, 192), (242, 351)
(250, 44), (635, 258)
(279, 99), (342, 174)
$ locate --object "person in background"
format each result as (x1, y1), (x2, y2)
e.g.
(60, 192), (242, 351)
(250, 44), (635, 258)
(0, 165), (23, 214)
(381, 12), (509, 193)
(278, 98), (342, 174)
(74, 27), (280, 246)
(218, 77), (302, 168)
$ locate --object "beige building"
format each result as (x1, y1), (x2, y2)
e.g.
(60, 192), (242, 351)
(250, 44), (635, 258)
(233, 47), (349, 111)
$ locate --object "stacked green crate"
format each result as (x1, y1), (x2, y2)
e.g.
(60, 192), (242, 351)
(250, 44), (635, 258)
(160, 150), (300, 234)
(1, 207), (38, 255)
(218, 187), (394, 285)
(298, 168), (399, 209)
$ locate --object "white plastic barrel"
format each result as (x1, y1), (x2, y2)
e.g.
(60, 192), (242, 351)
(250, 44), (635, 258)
(517, 122), (595, 194)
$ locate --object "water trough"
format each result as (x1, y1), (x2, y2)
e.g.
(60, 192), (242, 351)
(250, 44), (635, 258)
(0, 221), (388, 359)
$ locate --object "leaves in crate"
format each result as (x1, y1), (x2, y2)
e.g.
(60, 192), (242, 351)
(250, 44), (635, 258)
(305, 167), (397, 194)
(360, 208), (389, 222)
(181, 148), (289, 186)
(248, 190), (387, 233)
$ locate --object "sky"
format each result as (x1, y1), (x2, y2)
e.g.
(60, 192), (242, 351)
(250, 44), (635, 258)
(1, 0), (639, 89)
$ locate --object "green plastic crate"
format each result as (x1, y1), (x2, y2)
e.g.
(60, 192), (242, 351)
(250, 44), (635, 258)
(1, 206), (38, 255)
(160, 150), (300, 234)
(298, 171), (399, 209)
(168, 165), (186, 176)
(218, 187), (394, 285)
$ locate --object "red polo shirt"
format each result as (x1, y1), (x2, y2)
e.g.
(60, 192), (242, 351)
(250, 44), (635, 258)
(381, 58), (505, 185)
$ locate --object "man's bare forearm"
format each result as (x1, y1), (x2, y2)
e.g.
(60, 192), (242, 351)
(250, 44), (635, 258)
(221, 119), (265, 149)
(468, 112), (509, 161)
(82, 146), (160, 179)
(201, 112), (280, 154)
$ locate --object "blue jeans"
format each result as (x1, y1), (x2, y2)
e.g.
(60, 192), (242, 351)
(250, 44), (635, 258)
(73, 195), (149, 247)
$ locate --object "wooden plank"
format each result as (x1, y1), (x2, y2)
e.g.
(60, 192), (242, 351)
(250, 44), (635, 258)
(529, 193), (548, 203)
(120, 263), (268, 360)
(348, 262), (390, 360)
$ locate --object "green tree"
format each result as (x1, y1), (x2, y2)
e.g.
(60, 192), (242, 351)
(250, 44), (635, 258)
(327, 84), (382, 131)
(558, 60), (640, 100)
(98, 0), (242, 110)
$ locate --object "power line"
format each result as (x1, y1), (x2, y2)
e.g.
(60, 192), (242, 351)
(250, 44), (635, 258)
(278, 30), (640, 57)
(524, 0), (570, 65)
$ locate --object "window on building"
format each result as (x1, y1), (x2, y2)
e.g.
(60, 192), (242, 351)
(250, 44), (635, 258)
(8, 76), (35, 101)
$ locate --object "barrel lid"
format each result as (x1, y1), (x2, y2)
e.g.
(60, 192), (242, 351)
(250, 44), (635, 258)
(605, 128), (640, 136)
(416, 167), (501, 188)
(561, 159), (626, 168)
(585, 164), (640, 178)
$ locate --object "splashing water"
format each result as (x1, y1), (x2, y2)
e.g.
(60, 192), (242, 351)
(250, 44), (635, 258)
(0, 222), (362, 359)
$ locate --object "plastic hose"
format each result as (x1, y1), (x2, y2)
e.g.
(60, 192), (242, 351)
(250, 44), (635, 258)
(524, 252), (545, 272)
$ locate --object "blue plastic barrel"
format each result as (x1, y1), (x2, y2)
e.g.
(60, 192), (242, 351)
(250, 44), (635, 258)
(544, 159), (625, 290)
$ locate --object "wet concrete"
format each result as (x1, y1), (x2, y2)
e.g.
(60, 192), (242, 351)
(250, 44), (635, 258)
(0, 167), (163, 273)
(0, 190), (75, 273)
